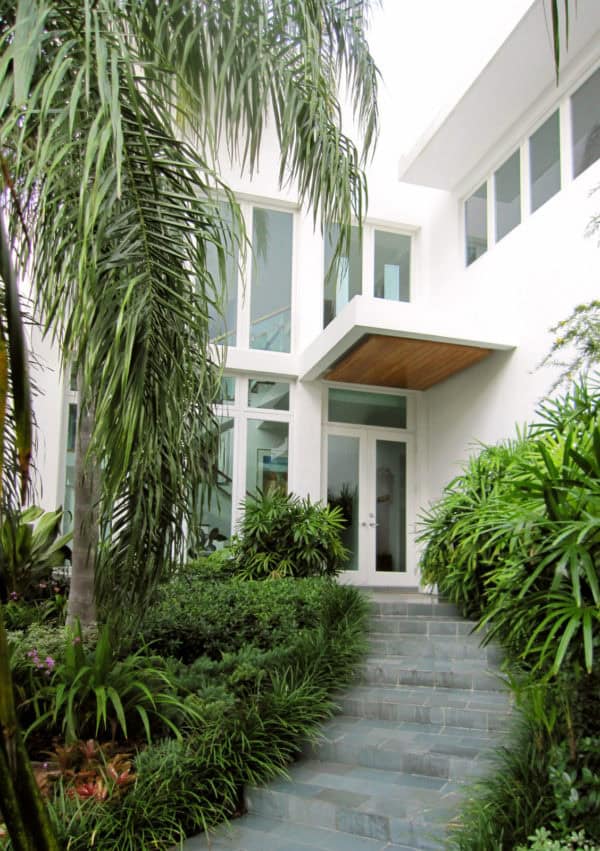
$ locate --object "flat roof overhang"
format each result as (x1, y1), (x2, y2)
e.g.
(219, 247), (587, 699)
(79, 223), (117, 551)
(397, 0), (600, 191)
(298, 296), (515, 390)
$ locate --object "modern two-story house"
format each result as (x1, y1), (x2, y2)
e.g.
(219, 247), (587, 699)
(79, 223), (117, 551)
(33, 0), (600, 589)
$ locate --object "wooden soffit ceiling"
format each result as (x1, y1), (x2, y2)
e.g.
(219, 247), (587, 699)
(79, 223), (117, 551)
(324, 334), (492, 390)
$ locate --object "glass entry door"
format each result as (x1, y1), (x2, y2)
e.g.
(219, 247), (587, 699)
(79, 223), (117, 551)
(326, 427), (415, 585)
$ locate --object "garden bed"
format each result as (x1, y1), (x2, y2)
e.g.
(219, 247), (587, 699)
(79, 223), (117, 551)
(3, 574), (367, 849)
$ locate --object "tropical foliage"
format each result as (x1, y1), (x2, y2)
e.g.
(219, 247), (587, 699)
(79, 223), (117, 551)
(0, 506), (71, 601)
(4, 574), (368, 847)
(0, 198), (58, 846)
(230, 490), (349, 579)
(0, 0), (379, 624)
(422, 377), (600, 847)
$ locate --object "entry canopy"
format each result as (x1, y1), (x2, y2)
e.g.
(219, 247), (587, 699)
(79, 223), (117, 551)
(298, 296), (514, 391)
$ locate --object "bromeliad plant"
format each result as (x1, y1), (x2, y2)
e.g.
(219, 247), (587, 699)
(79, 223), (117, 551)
(231, 490), (349, 579)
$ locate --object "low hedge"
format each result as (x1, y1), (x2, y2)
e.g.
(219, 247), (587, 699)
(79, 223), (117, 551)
(139, 574), (329, 662)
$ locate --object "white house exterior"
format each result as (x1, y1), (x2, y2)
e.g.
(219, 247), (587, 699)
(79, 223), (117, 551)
(32, 0), (600, 589)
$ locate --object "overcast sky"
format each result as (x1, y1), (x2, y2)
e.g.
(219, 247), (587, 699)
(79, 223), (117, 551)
(367, 0), (537, 165)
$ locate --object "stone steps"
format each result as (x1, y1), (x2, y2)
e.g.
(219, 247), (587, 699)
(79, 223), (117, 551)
(246, 760), (461, 849)
(369, 615), (478, 636)
(337, 685), (512, 731)
(301, 716), (501, 778)
(185, 592), (509, 850)
(368, 634), (503, 663)
(361, 655), (507, 691)
(184, 812), (423, 850)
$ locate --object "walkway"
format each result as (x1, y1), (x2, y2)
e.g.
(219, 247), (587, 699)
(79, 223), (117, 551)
(185, 591), (511, 850)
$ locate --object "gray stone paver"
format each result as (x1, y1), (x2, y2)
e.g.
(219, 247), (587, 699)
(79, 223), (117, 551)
(183, 592), (510, 851)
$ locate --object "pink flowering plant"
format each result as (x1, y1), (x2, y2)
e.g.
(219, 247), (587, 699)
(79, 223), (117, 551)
(27, 621), (201, 744)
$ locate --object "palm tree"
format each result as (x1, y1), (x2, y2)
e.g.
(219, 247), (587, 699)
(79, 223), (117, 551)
(0, 0), (379, 626)
(0, 213), (59, 849)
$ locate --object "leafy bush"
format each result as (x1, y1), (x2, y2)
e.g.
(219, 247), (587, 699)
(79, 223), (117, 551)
(0, 505), (71, 601)
(422, 377), (600, 846)
(448, 713), (555, 851)
(516, 828), (600, 851)
(230, 490), (348, 579)
(548, 737), (600, 840)
(480, 410), (600, 676)
(418, 438), (534, 618)
(140, 574), (329, 662)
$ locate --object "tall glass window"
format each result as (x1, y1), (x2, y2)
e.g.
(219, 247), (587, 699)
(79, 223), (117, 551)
(375, 440), (406, 573)
(246, 419), (289, 496)
(465, 183), (488, 265)
(494, 151), (521, 241)
(63, 403), (77, 533)
(250, 208), (293, 353)
(198, 417), (234, 544)
(323, 225), (362, 326)
(374, 231), (410, 301)
(207, 204), (238, 346)
(530, 111), (561, 212)
(571, 66), (600, 178)
(327, 435), (359, 571)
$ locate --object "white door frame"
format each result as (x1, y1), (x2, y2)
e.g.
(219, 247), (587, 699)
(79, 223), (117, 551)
(323, 423), (418, 587)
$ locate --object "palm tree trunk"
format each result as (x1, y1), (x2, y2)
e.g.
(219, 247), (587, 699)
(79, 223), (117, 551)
(66, 399), (99, 628)
(0, 605), (60, 850)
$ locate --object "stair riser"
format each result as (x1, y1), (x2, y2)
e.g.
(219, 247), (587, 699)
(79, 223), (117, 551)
(339, 696), (512, 732)
(302, 738), (492, 779)
(246, 787), (446, 850)
(370, 617), (477, 636)
(360, 663), (506, 692)
(370, 601), (460, 617)
(368, 637), (503, 663)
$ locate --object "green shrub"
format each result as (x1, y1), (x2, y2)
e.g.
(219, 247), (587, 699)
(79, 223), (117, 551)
(422, 378), (600, 847)
(448, 714), (555, 850)
(480, 411), (600, 676)
(140, 574), (329, 662)
(516, 828), (600, 850)
(418, 437), (534, 618)
(230, 490), (348, 579)
(44, 582), (368, 849)
(548, 737), (600, 841)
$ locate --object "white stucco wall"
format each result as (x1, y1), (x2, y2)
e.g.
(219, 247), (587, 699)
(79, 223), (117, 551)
(424, 158), (600, 504)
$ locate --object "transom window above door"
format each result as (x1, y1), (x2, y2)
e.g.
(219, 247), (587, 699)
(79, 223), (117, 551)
(328, 388), (407, 429)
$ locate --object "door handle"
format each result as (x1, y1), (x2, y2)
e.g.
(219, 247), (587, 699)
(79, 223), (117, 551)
(369, 522), (379, 527)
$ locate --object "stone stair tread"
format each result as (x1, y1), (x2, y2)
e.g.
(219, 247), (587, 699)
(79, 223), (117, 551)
(340, 685), (511, 712)
(315, 715), (502, 750)
(247, 761), (455, 848)
(364, 654), (496, 670)
(367, 636), (502, 662)
(184, 813), (410, 850)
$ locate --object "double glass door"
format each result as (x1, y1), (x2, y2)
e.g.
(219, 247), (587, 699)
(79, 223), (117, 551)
(326, 427), (415, 585)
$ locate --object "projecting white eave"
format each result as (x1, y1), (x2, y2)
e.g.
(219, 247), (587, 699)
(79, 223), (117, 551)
(298, 296), (515, 390)
(398, 0), (600, 192)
